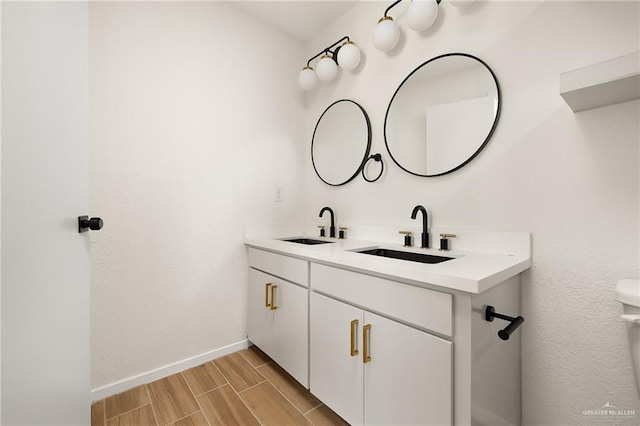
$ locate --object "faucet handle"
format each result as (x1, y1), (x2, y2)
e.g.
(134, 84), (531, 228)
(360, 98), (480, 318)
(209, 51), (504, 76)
(399, 231), (413, 247)
(338, 227), (348, 239)
(317, 225), (326, 237)
(439, 233), (456, 251)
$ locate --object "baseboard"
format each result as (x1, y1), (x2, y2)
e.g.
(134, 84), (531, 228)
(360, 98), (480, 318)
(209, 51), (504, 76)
(90, 339), (249, 402)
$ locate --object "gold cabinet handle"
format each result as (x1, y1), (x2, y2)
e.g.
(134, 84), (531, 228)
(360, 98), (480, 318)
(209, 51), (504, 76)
(363, 324), (372, 363)
(350, 319), (359, 357)
(265, 283), (272, 308)
(270, 285), (278, 310)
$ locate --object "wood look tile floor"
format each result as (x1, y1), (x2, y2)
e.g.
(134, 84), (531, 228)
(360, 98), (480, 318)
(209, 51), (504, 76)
(92, 346), (349, 426)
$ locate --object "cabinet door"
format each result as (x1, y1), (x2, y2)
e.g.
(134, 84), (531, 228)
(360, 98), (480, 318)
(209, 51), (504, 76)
(272, 280), (309, 387)
(310, 292), (364, 425)
(248, 268), (274, 357)
(364, 311), (452, 426)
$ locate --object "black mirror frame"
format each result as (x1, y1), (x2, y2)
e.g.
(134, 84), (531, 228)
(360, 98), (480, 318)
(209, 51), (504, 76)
(311, 99), (372, 187)
(383, 52), (502, 177)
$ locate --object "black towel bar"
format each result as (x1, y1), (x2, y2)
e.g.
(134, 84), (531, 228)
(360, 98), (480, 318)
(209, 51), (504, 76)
(484, 305), (524, 341)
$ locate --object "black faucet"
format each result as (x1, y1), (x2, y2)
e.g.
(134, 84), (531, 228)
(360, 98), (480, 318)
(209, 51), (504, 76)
(319, 207), (336, 238)
(411, 205), (430, 248)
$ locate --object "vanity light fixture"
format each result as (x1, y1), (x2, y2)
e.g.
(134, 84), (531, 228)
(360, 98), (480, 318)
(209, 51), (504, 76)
(316, 54), (338, 82)
(298, 36), (361, 91)
(374, 0), (440, 52)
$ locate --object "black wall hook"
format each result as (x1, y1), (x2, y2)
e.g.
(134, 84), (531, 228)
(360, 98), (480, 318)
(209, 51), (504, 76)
(78, 216), (103, 233)
(484, 305), (524, 341)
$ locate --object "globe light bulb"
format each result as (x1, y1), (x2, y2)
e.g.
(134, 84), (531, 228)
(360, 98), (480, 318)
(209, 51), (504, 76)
(337, 41), (361, 71)
(407, 0), (439, 32)
(298, 66), (317, 91)
(316, 54), (338, 82)
(373, 16), (400, 52)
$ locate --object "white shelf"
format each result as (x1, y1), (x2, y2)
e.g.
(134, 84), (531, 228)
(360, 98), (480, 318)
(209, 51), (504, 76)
(560, 51), (640, 112)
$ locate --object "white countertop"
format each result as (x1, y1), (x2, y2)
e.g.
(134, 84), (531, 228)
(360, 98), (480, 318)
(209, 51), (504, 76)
(245, 233), (531, 294)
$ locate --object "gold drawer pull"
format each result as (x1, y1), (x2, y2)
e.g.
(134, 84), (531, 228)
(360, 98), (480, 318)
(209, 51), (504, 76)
(363, 324), (372, 363)
(265, 283), (272, 308)
(350, 319), (359, 357)
(270, 285), (278, 310)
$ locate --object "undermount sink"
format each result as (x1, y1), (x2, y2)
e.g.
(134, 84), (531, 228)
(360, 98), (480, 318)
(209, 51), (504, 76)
(282, 238), (333, 245)
(356, 247), (453, 264)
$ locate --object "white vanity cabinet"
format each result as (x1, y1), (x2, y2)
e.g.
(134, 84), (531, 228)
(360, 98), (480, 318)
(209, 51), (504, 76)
(309, 292), (363, 424)
(311, 292), (452, 426)
(247, 248), (308, 387)
(310, 263), (453, 426)
(245, 233), (529, 426)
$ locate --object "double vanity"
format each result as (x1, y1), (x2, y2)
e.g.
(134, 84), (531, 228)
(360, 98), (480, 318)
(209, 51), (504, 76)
(276, 45), (523, 426)
(245, 227), (531, 425)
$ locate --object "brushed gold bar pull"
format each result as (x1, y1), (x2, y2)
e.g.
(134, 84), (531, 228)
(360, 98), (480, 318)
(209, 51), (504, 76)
(270, 285), (278, 310)
(350, 319), (359, 357)
(265, 283), (272, 308)
(363, 324), (372, 363)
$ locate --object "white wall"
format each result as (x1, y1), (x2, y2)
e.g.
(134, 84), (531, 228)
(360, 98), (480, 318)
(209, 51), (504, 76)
(303, 1), (639, 424)
(89, 2), (304, 391)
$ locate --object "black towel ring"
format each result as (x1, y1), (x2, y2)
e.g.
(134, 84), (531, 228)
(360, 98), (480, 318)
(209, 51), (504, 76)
(362, 153), (384, 183)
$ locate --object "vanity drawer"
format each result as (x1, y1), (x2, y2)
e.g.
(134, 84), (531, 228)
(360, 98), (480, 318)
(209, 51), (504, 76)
(311, 263), (452, 336)
(248, 248), (308, 287)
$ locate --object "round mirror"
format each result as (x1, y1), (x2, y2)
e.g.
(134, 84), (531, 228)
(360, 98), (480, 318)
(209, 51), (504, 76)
(312, 99), (372, 186)
(384, 53), (501, 177)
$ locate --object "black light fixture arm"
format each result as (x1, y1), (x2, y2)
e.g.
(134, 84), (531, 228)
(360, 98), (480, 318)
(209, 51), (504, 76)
(306, 36), (351, 67)
(484, 305), (525, 341)
(383, 0), (441, 17)
(384, 0), (403, 16)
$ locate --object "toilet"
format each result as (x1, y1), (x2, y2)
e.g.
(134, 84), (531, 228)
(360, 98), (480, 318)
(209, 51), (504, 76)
(616, 279), (640, 397)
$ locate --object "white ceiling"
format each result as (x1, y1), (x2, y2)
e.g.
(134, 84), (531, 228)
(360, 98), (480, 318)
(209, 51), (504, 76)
(230, 1), (359, 43)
